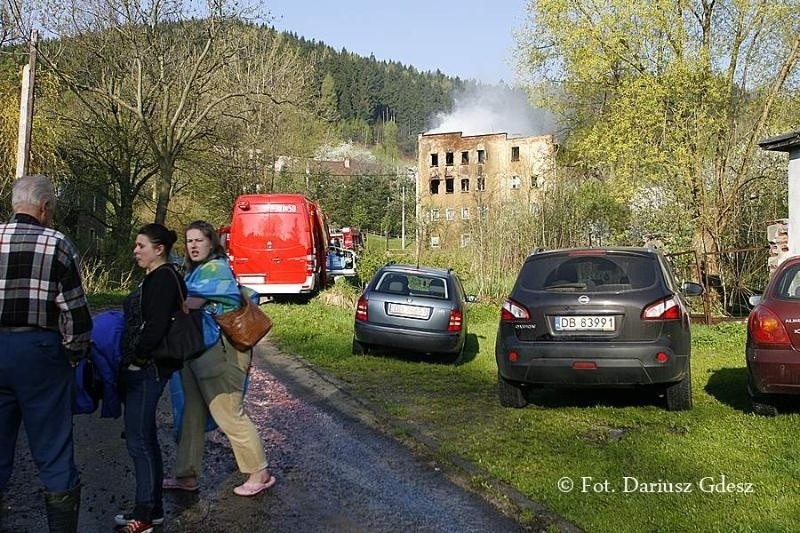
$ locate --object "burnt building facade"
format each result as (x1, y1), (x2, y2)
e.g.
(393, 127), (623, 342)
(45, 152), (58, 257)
(416, 131), (556, 249)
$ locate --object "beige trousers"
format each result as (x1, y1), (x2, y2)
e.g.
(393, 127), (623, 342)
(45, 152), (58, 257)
(174, 338), (267, 478)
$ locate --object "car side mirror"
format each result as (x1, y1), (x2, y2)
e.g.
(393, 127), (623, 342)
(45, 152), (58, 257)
(466, 294), (477, 303)
(748, 294), (762, 307)
(681, 281), (704, 296)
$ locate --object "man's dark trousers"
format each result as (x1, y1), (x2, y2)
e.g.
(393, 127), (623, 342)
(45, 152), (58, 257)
(0, 329), (79, 492)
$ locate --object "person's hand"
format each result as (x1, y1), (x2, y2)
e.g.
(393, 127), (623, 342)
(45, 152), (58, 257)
(66, 347), (90, 367)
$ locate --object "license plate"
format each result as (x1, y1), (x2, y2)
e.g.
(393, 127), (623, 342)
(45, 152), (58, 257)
(239, 275), (265, 284)
(387, 303), (430, 319)
(554, 315), (615, 331)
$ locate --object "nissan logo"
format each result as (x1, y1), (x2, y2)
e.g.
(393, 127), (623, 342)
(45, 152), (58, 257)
(578, 295), (590, 304)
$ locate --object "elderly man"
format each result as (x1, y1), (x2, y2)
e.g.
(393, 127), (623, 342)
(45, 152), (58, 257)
(0, 175), (92, 532)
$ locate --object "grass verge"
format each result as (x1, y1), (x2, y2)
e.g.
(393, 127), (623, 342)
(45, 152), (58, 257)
(266, 297), (799, 532)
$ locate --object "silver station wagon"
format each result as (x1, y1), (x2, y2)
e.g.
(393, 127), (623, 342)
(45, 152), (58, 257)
(353, 263), (472, 362)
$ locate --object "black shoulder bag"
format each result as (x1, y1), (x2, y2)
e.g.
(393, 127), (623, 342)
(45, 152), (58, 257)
(150, 267), (206, 368)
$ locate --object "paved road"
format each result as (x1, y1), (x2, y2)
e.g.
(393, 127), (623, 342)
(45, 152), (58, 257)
(1, 340), (530, 532)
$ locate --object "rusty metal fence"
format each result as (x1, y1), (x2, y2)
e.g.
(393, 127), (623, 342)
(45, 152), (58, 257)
(665, 246), (770, 324)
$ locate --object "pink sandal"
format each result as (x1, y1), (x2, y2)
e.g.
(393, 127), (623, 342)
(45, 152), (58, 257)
(233, 475), (276, 496)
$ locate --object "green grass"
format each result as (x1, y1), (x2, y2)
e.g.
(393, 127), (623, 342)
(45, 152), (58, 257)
(87, 291), (127, 308)
(267, 297), (799, 532)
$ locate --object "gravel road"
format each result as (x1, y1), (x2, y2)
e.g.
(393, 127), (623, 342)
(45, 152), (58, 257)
(1, 339), (533, 532)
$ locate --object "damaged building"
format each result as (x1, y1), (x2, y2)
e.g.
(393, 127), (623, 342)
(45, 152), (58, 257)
(416, 131), (556, 249)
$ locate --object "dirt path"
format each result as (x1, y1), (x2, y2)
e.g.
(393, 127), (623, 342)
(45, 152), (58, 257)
(1, 339), (532, 532)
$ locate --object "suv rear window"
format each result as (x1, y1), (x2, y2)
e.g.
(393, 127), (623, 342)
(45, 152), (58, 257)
(519, 254), (658, 292)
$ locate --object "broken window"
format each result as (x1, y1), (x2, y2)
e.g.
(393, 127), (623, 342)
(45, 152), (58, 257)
(511, 175), (521, 189)
(430, 179), (440, 195)
(431, 153), (438, 167)
(445, 177), (454, 194)
(477, 176), (486, 191)
(460, 178), (470, 193)
(477, 150), (485, 163)
(445, 208), (455, 220)
(430, 208), (440, 221)
(511, 146), (520, 161)
(530, 174), (540, 188)
(461, 207), (470, 220)
(461, 151), (469, 164)
(445, 151), (454, 166)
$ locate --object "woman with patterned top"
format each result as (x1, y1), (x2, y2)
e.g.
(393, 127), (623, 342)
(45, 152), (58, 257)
(162, 220), (275, 497)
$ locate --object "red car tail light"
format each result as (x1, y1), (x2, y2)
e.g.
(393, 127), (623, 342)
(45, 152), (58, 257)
(305, 254), (316, 274)
(501, 299), (530, 320)
(447, 309), (463, 332)
(749, 305), (791, 347)
(355, 296), (368, 321)
(642, 296), (681, 320)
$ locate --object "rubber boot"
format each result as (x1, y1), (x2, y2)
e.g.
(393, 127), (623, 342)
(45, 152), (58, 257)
(44, 483), (80, 533)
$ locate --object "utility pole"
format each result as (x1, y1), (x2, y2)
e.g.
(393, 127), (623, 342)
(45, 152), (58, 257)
(401, 184), (406, 249)
(15, 30), (37, 178)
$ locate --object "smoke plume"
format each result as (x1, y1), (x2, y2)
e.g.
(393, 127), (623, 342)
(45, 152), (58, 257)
(426, 83), (556, 138)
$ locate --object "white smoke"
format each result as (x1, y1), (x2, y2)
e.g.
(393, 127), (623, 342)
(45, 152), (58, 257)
(426, 83), (556, 138)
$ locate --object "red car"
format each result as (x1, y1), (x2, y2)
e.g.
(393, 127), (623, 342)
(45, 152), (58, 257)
(746, 256), (800, 415)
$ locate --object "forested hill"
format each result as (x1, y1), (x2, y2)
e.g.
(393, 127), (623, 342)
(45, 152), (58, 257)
(281, 30), (469, 154)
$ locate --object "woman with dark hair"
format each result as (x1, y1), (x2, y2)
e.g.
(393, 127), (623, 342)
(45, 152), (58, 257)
(162, 220), (274, 497)
(114, 223), (186, 533)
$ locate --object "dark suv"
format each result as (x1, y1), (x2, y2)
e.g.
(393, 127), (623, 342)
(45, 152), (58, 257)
(495, 248), (703, 410)
(353, 263), (472, 361)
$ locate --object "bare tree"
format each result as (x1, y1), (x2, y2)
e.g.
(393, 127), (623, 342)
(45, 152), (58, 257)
(28, 0), (314, 223)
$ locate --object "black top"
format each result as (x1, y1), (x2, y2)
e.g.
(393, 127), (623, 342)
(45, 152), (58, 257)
(121, 263), (187, 371)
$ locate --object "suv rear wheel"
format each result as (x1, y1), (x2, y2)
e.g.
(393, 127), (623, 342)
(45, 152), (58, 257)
(498, 373), (528, 408)
(664, 368), (692, 411)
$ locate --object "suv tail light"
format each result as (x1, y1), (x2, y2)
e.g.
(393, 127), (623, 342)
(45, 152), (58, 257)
(749, 305), (791, 347)
(447, 309), (463, 332)
(501, 299), (530, 320)
(355, 296), (368, 321)
(642, 296), (681, 320)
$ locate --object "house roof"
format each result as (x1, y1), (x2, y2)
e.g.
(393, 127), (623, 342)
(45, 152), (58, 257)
(758, 130), (800, 152)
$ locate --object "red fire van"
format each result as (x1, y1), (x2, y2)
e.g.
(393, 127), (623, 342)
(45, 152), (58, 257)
(223, 194), (330, 295)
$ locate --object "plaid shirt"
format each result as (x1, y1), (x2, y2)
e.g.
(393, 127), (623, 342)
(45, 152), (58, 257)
(0, 213), (92, 351)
